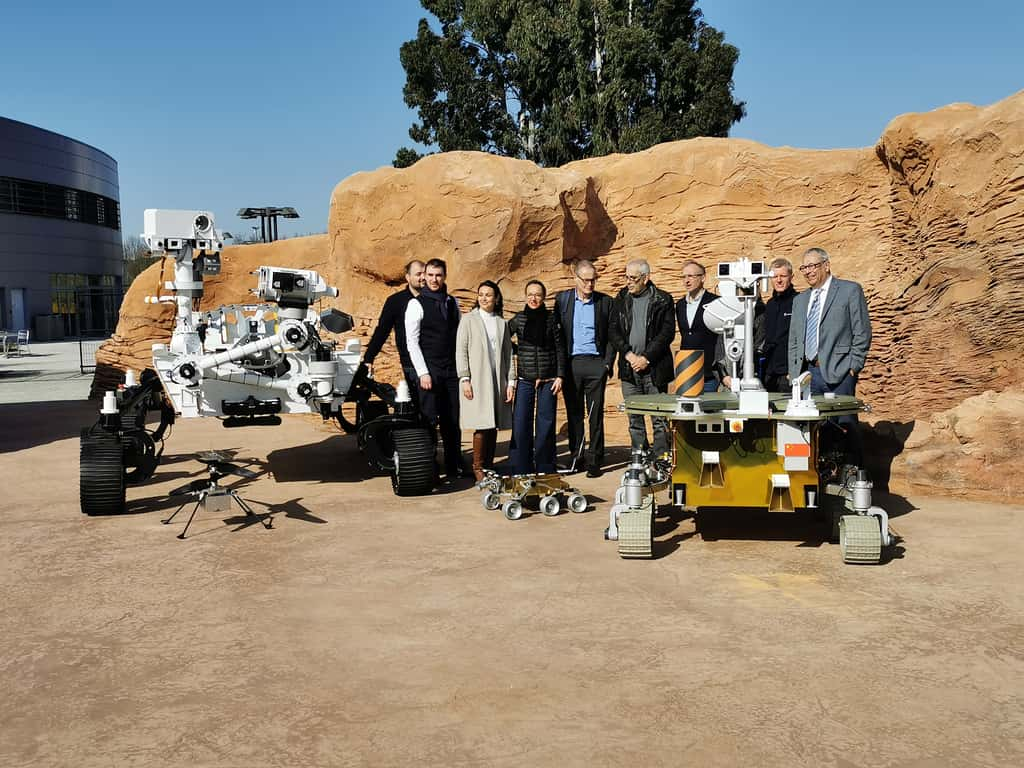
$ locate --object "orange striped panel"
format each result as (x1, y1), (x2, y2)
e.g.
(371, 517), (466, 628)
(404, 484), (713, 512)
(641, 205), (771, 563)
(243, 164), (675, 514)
(672, 349), (704, 396)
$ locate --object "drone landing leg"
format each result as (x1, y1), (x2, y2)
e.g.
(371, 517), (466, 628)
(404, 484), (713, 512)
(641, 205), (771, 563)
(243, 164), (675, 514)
(177, 495), (206, 540)
(161, 502), (188, 526)
(231, 491), (272, 530)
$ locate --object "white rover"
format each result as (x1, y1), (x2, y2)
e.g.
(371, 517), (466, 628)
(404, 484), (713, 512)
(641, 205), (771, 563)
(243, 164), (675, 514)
(79, 210), (437, 517)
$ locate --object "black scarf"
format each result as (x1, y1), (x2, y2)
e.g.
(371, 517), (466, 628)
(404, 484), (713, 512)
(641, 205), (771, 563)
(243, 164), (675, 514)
(420, 285), (450, 319)
(523, 305), (548, 346)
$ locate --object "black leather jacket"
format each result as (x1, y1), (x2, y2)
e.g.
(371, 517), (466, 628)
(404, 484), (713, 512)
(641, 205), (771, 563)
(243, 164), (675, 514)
(608, 282), (676, 387)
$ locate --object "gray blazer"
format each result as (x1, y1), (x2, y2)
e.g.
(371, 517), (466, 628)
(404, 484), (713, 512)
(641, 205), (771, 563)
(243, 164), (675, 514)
(788, 277), (871, 383)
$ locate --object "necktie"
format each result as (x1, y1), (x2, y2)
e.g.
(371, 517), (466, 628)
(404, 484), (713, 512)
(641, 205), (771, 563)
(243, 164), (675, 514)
(805, 289), (820, 360)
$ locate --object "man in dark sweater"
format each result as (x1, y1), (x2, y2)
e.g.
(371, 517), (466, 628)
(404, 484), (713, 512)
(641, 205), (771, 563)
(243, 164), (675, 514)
(761, 256), (799, 392)
(404, 258), (467, 479)
(363, 260), (425, 390)
(608, 259), (676, 458)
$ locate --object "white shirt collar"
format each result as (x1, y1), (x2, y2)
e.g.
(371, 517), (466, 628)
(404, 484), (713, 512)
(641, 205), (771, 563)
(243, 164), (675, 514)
(686, 289), (706, 305)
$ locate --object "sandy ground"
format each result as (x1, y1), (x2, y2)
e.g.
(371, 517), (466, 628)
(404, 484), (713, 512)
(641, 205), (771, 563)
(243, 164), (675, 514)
(0, 400), (1021, 768)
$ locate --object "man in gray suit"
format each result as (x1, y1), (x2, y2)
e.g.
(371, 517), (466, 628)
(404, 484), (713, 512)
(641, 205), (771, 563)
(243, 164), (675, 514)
(787, 247), (871, 396)
(788, 247), (871, 461)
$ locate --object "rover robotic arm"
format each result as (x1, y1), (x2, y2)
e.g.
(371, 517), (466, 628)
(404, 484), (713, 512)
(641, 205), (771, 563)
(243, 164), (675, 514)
(80, 210), (437, 518)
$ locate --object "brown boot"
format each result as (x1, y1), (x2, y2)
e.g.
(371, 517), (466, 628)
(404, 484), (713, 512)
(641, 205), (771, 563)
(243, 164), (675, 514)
(472, 431), (486, 482)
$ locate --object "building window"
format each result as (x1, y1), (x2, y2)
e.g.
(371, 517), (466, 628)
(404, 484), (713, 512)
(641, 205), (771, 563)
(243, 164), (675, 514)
(65, 189), (79, 220)
(0, 175), (120, 231)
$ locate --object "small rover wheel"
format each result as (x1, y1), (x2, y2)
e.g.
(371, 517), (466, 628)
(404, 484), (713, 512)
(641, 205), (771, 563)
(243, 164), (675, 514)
(567, 493), (588, 514)
(391, 428), (436, 497)
(503, 500), (523, 521)
(540, 495), (561, 517)
(80, 429), (126, 515)
(839, 514), (882, 564)
(481, 490), (501, 511)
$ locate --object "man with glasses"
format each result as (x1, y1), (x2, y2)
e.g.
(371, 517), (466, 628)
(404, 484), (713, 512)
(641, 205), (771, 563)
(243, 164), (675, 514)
(555, 260), (616, 477)
(675, 260), (720, 392)
(608, 259), (676, 458)
(788, 247), (871, 458)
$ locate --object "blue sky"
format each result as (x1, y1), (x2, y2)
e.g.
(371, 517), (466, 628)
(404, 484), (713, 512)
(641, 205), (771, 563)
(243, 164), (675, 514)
(2, 1), (1021, 242)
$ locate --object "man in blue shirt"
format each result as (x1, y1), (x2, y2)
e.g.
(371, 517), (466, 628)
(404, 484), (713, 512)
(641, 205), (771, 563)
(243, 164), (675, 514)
(555, 260), (616, 477)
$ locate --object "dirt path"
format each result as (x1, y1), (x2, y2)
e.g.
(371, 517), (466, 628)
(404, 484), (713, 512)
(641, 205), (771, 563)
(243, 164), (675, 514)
(1, 402), (1021, 767)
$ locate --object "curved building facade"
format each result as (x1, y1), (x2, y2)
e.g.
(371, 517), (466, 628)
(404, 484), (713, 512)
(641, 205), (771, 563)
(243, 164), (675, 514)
(0, 116), (122, 337)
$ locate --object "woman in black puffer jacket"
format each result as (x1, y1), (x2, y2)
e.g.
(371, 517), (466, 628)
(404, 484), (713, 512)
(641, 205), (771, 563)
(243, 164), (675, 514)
(506, 280), (567, 474)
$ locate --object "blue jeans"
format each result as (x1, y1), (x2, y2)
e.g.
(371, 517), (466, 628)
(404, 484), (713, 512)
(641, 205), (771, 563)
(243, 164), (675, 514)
(509, 379), (557, 475)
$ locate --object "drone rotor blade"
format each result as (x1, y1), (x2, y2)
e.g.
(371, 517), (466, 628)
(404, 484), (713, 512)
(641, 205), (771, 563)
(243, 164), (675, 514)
(215, 462), (259, 479)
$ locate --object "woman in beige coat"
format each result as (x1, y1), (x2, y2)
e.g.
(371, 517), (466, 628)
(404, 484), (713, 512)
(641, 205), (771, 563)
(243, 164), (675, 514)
(456, 281), (514, 481)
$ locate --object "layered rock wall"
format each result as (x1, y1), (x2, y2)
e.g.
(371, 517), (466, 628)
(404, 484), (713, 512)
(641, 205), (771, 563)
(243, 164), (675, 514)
(95, 92), (1024, 496)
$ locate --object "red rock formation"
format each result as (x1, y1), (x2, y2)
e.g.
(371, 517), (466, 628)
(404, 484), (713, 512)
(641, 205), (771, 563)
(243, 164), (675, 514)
(94, 91), (1024, 497)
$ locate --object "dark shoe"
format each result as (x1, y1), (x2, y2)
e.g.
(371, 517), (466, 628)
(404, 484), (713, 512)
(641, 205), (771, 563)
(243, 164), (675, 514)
(586, 466), (603, 479)
(448, 463), (474, 480)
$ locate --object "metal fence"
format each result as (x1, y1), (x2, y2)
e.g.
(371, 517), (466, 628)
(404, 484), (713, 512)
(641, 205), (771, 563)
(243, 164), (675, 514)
(74, 287), (122, 374)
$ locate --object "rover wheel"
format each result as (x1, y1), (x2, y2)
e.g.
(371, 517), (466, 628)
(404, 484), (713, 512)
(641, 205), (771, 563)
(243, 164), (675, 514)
(502, 500), (523, 521)
(617, 501), (653, 559)
(839, 514), (882, 564)
(80, 429), (126, 515)
(567, 493), (588, 514)
(123, 431), (158, 484)
(539, 495), (561, 517)
(481, 490), (501, 511)
(391, 428), (436, 497)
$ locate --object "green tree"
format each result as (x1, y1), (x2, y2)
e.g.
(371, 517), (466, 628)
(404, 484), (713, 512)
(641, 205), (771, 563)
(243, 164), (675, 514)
(395, 0), (745, 167)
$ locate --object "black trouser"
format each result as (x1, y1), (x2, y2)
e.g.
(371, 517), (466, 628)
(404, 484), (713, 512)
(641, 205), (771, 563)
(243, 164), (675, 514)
(764, 372), (789, 393)
(563, 354), (607, 468)
(807, 363), (862, 466)
(416, 367), (462, 475)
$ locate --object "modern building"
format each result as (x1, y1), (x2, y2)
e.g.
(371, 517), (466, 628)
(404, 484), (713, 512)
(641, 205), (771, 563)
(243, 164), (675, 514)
(0, 116), (123, 338)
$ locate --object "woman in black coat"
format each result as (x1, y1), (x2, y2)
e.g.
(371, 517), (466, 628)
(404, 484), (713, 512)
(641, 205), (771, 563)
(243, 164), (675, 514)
(506, 280), (567, 475)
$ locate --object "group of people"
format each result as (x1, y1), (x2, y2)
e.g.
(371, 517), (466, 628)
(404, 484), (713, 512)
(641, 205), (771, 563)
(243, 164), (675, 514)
(362, 248), (871, 483)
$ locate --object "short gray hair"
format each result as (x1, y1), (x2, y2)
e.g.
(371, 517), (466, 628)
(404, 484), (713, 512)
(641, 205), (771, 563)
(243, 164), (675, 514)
(626, 258), (650, 276)
(574, 259), (596, 276)
(803, 247), (830, 263)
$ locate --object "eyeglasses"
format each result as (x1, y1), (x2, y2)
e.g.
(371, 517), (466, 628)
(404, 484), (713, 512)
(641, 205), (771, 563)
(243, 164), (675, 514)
(682, 273), (704, 279)
(576, 275), (596, 284)
(799, 261), (826, 273)
(624, 274), (646, 283)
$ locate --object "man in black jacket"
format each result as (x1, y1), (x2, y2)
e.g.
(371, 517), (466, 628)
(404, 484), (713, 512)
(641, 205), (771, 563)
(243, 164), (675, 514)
(761, 257), (799, 392)
(675, 259), (720, 392)
(363, 260), (425, 390)
(555, 260), (616, 477)
(405, 258), (467, 479)
(608, 259), (675, 458)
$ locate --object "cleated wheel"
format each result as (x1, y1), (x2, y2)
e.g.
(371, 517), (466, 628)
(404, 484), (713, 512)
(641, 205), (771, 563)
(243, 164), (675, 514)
(502, 500), (523, 521)
(567, 493), (588, 514)
(539, 495), (561, 517)
(391, 428), (436, 497)
(80, 429), (126, 515)
(481, 490), (501, 511)
(839, 514), (882, 564)
(617, 496), (653, 559)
